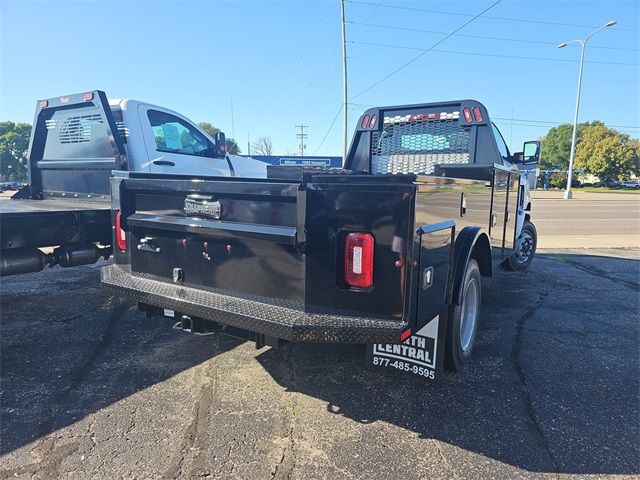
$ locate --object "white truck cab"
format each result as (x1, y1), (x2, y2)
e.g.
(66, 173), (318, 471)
(109, 99), (267, 178)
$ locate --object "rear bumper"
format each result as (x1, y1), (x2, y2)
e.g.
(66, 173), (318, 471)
(101, 264), (407, 343)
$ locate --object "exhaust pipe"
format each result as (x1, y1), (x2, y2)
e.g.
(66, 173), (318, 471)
(0, 248), (51, 276)
(1, 245), (112, 277)
(54, 244), (112, 268)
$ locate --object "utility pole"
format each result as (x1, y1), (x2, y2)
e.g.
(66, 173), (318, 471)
(295, 124), (308, 156)
(340, 0), (348, 164)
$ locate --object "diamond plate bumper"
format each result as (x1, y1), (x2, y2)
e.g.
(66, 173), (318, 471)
(101, 265), (407, 343)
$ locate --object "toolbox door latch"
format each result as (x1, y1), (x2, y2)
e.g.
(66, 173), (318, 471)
(173, 267), (184, 283)
(422, 266), (434, 290)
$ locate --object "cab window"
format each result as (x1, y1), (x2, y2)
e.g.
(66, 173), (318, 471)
(147, 109), (212, 157)
(491, 123), (509, 161)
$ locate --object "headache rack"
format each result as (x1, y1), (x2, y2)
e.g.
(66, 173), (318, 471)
(371, 114), (471, 175)
(345, 100), (490, 177)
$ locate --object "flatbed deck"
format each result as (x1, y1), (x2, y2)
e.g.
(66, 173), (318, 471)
(0, 197), (111, 251)
(0, 197), (109, 215)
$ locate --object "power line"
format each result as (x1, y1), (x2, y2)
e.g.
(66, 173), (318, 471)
(492, 117), (640, 130)
(348, 40), (640, 66)
(345, 0), (638, 31)
(349, 56), (639, 83)
(300, 21), (341, 121)
(361, 0), (385, 23)
(352, 0), (504, 100)
(313, 105), (343, 155)
(347, 21), (639, 52)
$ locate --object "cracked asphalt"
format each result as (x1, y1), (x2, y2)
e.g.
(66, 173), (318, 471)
(0, 248), (638, 479)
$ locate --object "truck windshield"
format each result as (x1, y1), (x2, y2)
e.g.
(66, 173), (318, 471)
(147, 109), (212, 157)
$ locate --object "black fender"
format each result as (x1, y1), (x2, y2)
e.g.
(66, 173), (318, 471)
(449, 226), (492, 306)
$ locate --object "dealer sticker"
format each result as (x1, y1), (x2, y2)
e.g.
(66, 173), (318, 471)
(367, 314), (445, 381)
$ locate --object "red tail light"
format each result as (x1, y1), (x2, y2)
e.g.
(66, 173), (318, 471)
(472, 106), (483, 122)
(83, 92), (94, 101)
(463, 107), (472, 123)
(369, 114), (378, 128)
(344, 232), (374, 288)
(400, 328), (413, 342)
(115, 211), (126, 252)
(38, 99), (48, 108)
(361, 115), (370, 128)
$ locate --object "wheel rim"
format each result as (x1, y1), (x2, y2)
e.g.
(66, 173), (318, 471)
(460, 278), (479, 352)
(515, 231), (534, 264)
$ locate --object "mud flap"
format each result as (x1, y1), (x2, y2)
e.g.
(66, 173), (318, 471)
(367, 308), (448, 381)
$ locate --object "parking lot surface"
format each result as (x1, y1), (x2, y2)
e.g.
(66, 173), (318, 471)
(1, 247), (638, 479)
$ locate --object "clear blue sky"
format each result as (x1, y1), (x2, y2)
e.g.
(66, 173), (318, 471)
(1, 0), (638, 157)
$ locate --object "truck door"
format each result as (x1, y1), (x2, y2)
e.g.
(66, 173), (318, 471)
(138, 105), (231, 176)
(490, 168), (509, 259)
(503, 172), (520, 255)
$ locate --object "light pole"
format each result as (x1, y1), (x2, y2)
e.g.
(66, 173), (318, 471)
(558, 20), (617, 200)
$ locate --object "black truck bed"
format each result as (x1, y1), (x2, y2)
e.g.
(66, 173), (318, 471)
(0, 198), (111, 251)
(0, 197), (109, 215)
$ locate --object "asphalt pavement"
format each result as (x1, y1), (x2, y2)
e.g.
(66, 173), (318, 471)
(531, 191), (640, 248)
(1, 246), (638, 479)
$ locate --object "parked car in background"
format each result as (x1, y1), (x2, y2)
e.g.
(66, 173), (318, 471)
(594, 180), (621, 188)
(620, 180), (640, 189)
(2, 182), (22, 191)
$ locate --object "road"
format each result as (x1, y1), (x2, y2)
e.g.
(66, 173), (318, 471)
(1, 247), (638, 479)
(531, 191), (640, 248)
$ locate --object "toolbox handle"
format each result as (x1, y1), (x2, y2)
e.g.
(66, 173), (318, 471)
(128, 213), (298, 245)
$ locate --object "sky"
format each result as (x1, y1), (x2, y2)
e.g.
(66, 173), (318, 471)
(1, 0), (638, 157)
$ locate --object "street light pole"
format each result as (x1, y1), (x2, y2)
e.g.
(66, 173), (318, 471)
(558, 20), (617, 200)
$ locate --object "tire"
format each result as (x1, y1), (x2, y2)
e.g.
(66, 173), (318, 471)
(503, 221), (537, 271)
(445, 259), (481, 372)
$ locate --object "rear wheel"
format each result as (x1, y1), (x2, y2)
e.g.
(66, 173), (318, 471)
(503, 221), (537, 271)
(445, 259), (481, 371)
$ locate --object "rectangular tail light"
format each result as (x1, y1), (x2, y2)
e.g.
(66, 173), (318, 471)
(344, 232), (374, 288)
(472, 106), (483, 122)
(115, 210), (126, 252)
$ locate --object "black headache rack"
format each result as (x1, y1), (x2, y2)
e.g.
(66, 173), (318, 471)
(26, 90), (126, 200)
(101, 169), (416, 344)
(345, 99), (498, 181)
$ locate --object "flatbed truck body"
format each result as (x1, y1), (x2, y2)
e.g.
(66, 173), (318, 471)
(102, 99), (540, 376)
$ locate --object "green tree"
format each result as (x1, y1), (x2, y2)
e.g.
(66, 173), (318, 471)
(540, 121), (603, 169)
(197, 122), (240, 155)
(574, 124), (640, 182)
(0, 121), (31, 182)
(198, 122), (218, 137)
